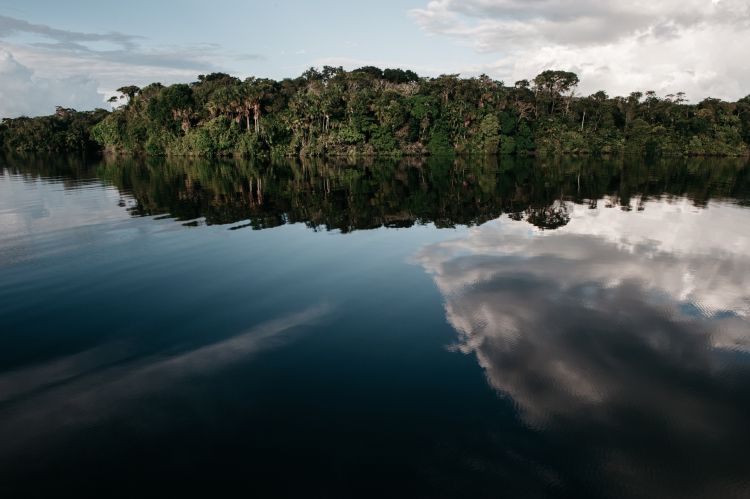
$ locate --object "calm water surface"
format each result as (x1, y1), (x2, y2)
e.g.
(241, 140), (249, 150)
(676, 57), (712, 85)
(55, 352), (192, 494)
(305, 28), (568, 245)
(1, 155), (750, 498)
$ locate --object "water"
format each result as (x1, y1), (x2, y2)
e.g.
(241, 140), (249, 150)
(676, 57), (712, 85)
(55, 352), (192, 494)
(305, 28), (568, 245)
(1, 154), (750, 498)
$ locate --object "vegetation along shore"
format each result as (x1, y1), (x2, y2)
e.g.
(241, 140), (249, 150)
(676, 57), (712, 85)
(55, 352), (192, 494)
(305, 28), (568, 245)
(2, 67), (749, 158)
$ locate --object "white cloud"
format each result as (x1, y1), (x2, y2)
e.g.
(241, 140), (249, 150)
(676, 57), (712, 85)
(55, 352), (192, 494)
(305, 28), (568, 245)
(410, 0), (750, 100)
(0, 14), (264, 117)
(0, 49), (104, 118)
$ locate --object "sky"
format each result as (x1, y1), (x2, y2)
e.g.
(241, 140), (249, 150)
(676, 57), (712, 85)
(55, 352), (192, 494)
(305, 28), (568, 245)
(1, 0), (749, 118)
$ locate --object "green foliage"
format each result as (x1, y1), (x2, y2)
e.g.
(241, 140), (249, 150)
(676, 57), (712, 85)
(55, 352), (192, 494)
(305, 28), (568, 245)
(91, 114), (122, 146)
(335, 124), (365, 145)
(478, 114), (500, 154)
(516, 123), (535, 154)
(427, 126), (453, 156)
(500, 135), (516, 155)
(370, 126), (400, 156)
(0, 108), (107, 153)
(3, 68), (750, 158)
(499, 112), (516, 135)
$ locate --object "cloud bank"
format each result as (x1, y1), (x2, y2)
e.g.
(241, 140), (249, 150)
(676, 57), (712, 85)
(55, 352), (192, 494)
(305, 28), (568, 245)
(410, 0), (750, 100)
(0, 14), (262, 118)
(0, 50), (103, 118)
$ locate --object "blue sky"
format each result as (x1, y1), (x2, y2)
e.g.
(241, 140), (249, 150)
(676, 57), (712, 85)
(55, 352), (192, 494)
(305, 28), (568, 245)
(0, 1), (487, 88)
(1, 0), (749, 117)
(1, 0), (482, 77)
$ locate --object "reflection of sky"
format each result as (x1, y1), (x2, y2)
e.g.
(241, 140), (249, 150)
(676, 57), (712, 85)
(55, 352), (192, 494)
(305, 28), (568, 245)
(416, 197), (750, 497)
(0, 305), (331, 457)
(0, 173), (133, 235)
(421, 197), (750, 319)
(0, 170), (458, 470)
(4, 169), (750, 495)
(0, 172), (138, 266)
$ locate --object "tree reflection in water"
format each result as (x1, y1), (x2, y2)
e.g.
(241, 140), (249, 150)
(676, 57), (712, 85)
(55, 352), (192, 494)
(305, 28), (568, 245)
(3, 153), (748, 233)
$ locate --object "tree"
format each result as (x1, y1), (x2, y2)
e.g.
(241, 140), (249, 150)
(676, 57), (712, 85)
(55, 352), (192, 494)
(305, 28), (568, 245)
(533, 70), (579, 116)
(353, 66), (384, 79)
(161, 84), (195, 133)
(116, 85), (141, 104)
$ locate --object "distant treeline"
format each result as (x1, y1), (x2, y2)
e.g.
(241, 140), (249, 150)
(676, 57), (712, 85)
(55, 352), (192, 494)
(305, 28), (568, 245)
(1, 67), (749, 158)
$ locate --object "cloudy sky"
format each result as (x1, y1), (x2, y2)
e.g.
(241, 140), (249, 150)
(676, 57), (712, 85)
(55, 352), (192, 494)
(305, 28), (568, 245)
(1, 0), (749, 118)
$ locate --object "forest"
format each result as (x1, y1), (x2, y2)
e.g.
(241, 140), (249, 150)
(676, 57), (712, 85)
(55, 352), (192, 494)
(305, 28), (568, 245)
(1, 67), (749, 158)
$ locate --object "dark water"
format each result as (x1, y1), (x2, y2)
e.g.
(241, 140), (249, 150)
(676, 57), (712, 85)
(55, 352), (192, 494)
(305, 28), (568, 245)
(1, 154), (750, 498)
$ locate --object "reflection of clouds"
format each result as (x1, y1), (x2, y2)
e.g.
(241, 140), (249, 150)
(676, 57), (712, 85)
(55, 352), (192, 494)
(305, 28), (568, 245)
(0, 175), (130, 237)
(416, 199), (750, 496)
(0, 174), (140, 266)
(562, 196), (750, 259)
(0, 305), (331, 457)
(422, 198), (750, 318)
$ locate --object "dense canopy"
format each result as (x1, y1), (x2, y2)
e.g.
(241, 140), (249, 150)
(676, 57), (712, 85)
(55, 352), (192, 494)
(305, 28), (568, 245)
(2, 67), (749, 158)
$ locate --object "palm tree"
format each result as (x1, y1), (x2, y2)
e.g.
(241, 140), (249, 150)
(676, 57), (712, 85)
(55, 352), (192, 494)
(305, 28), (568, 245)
(242, 78), (275, 134)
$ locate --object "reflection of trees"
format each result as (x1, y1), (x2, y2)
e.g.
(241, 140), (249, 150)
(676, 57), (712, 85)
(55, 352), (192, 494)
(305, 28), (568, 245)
(3, 153), (749, 232)
(524, 201), (570, 230)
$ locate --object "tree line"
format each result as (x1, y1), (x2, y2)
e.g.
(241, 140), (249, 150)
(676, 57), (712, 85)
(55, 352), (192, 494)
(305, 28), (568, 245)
(2, 67), (749, 158)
